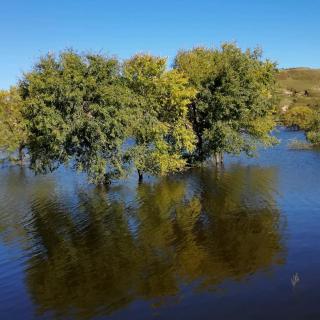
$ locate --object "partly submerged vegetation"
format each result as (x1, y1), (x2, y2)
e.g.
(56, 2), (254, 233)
(0, 88), (28, 163)
(1, 44), (320, 183)
(282, 105), (320, 146)
(0, 43), (279, 184)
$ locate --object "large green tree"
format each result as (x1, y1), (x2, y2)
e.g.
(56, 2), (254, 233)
(123, 54), (196, 180)
(20, 51), (132, 184)
(0, 87), (28, 163)
(174, 43), (278, 163)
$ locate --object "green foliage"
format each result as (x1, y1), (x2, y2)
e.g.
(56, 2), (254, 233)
(282, 105), (320, 146)
(175, 43), (278, 161)
(173, 47), (217, 88)
(0, 87), (27, 161)
(123, 54), (196, 178)
(306, 130), (320, 144)
(20, 51), (132, 184)
(306, 111), (320, 145)
(13, 44), (281, 184)
(283, 106), (316, 130)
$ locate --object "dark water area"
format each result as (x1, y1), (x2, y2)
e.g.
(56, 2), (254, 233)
(0, 128), (320, 319)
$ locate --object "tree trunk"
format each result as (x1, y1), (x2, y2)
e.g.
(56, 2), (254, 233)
(138, 169), (143, 182)
(214, 152), (220, 165)
(214, 152), (224, 166)
(191, 102), (204, 161)
(18, 144), (24, 165)
(196, 133), (204, 161)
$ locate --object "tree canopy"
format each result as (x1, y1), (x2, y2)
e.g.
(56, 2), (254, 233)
(123, 54), (196, 180)
(282, 105), (320, 145)
(283, 105), (316, 131)
(0, 87), (27, 162)
(174, 43), (278, 163)
(0, 44), (282, 184)
(20, 51), (132, 184)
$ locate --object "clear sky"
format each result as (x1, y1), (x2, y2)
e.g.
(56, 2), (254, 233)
(1, 0), (320, 88)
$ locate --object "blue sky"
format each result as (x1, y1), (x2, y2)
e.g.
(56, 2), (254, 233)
(1, 0), (319, 88)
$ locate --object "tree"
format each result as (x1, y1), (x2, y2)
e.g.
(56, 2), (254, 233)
(306, 130), (320, 144)
(283, 105), (316, 131)
(281, 106), (320, 145)
(123, 54), (196, 180)
(20, 51), (131, 184)
(174, 43), (278, 164)
(0, 87), (28, 163)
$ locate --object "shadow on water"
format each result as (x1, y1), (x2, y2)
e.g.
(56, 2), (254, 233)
(0, 163), (286, 319)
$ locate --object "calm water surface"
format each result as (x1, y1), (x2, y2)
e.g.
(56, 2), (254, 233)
(0, 128), (320, 319)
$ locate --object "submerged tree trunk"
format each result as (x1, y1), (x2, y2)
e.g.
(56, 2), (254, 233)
(137, 169), (143, 182)
(18, 144), (24, 165)
(196, 134), (204, 161)
(191, 102), (205, 162)
(214, 152), (224, 166)
(214, 152), (219, 165)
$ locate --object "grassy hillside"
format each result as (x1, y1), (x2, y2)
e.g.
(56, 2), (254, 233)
(277, 68), (320, 112)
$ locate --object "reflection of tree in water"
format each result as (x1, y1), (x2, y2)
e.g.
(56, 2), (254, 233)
(0, 167), (56, 244)
(25, 165), (285, 319)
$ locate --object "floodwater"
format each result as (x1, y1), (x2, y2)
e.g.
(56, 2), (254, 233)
(0, 128), (320, 320)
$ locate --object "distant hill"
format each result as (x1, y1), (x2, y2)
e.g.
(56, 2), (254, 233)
(277, 68), (320, 112)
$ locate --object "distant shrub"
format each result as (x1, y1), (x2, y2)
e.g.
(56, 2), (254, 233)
(306, 131), (320, 145)
(283, 106), (316, 131)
